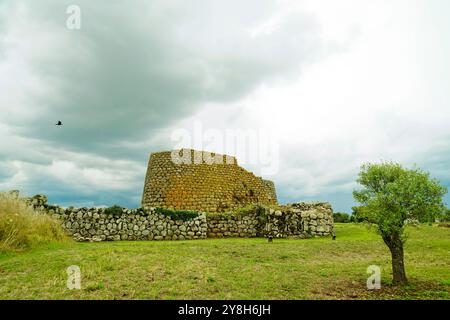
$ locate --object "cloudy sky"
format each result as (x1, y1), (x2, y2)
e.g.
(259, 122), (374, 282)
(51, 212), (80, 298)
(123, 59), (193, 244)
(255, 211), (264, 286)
(1, 0), (449, 212)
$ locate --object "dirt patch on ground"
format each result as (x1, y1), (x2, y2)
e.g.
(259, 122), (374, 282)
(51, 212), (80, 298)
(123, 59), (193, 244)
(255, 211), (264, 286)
(310, 278), (450, 300)
(438, 223), (450, 228)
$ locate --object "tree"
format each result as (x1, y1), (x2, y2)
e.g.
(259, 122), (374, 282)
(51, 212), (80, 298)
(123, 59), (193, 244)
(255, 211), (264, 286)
(442, 208), (450, 222)
(350, 206), (369, 223)
(333, 212), (350, 223)
(353, 162), (447, 285)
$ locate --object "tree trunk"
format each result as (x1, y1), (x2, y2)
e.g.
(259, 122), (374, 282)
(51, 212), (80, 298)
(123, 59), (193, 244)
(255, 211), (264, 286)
(384, 233), (408, 285)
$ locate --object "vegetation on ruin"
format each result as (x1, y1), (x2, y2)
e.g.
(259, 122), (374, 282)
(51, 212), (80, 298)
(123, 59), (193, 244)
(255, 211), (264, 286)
(104, 205), (125, 216)
(206, 204), (265, 220)
(154, 207), (199, 221)
(205, 211), (235, 220)
(0, 193), (68, 253)
(207, 204), (282, 228)
(0, 223), (448, 300)
(232, 203), (259, 216)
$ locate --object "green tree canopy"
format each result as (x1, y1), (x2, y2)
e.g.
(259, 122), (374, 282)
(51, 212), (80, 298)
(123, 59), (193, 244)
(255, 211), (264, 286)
(353, 161), (447, 285)
(333, 212), (350, 223)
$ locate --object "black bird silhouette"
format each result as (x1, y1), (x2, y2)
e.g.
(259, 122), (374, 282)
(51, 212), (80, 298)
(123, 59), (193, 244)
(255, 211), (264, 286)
(55, 121), (63, 126)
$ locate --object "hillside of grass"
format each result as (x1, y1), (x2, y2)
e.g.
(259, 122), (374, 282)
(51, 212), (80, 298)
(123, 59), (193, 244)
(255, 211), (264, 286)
(0, 223), (449, 300)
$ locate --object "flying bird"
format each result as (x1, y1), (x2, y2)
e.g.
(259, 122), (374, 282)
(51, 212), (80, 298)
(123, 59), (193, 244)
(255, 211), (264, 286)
(55, 121), (63, 126)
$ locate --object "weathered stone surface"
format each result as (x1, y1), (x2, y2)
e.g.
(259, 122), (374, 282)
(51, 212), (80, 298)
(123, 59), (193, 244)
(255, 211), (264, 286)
(141, 149), (277, 212)
(206, 202), (334, 239)
(20, 189), (333, 242)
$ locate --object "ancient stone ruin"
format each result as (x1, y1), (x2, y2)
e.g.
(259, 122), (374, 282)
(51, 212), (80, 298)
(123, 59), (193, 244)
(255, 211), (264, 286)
(3, 149), (334, 242)
(141, 149), (278, 212)
(24, 194), (334, 242)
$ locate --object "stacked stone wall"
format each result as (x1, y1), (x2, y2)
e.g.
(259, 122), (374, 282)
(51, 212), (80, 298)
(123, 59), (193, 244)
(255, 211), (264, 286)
(206, 202), (334, 239)
(141, 149), (278, 212)
(25, 195), (207, 242)
(206, 215), (260, 238)
(15, 193), (334, 242)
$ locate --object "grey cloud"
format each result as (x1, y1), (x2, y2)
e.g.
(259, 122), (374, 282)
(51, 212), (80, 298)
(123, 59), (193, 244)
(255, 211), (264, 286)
(0, 157), (144, 208)
(1, 0), (326, 160)
(0, 161), (15, 181)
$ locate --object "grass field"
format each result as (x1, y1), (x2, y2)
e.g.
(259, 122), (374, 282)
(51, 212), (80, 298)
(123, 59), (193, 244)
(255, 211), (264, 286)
(0, 223), (449, 300)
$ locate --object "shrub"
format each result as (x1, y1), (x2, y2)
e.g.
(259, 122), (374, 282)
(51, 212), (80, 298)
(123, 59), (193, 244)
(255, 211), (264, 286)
(333, 212), (350, 223)
(206, 204), (270, 223)
(155, 207), (199, 221)
(350, 206), (369, 223)
(233, 203), (259, 217)
(104, 205), (124, 216)
(0, 192), (68, 252)
(441, 208), (450, 222)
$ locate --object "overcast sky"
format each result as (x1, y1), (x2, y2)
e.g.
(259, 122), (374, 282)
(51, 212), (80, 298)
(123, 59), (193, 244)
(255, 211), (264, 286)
(1, 0), (449, 212)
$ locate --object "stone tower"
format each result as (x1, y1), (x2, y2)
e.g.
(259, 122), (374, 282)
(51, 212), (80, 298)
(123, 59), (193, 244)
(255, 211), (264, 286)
(141, 149), (278, 212)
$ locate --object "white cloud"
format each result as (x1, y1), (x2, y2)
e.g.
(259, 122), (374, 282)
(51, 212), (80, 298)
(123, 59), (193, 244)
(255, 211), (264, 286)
(0, 0), (449, 211)
(157, 0), (450, 210)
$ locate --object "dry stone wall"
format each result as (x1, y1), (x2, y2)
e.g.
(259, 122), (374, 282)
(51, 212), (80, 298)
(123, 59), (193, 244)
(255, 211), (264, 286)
(63, 208), (207, 242)
(262, 180), (277, 202)
(288, 202), (334, 236)
(25, 195), (207, 242)
(206, 202), (334, 238)
(141, 149), (278, 212)
(22, 194), (333, 241)
(207, 215), (260, 238)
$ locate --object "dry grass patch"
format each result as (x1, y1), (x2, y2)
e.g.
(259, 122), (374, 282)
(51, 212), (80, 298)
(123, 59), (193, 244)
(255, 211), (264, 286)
(0, 192), (68, 252)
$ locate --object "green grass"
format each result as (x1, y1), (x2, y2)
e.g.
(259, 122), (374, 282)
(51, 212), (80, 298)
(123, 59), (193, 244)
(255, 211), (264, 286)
(0, 223), (449, 300)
